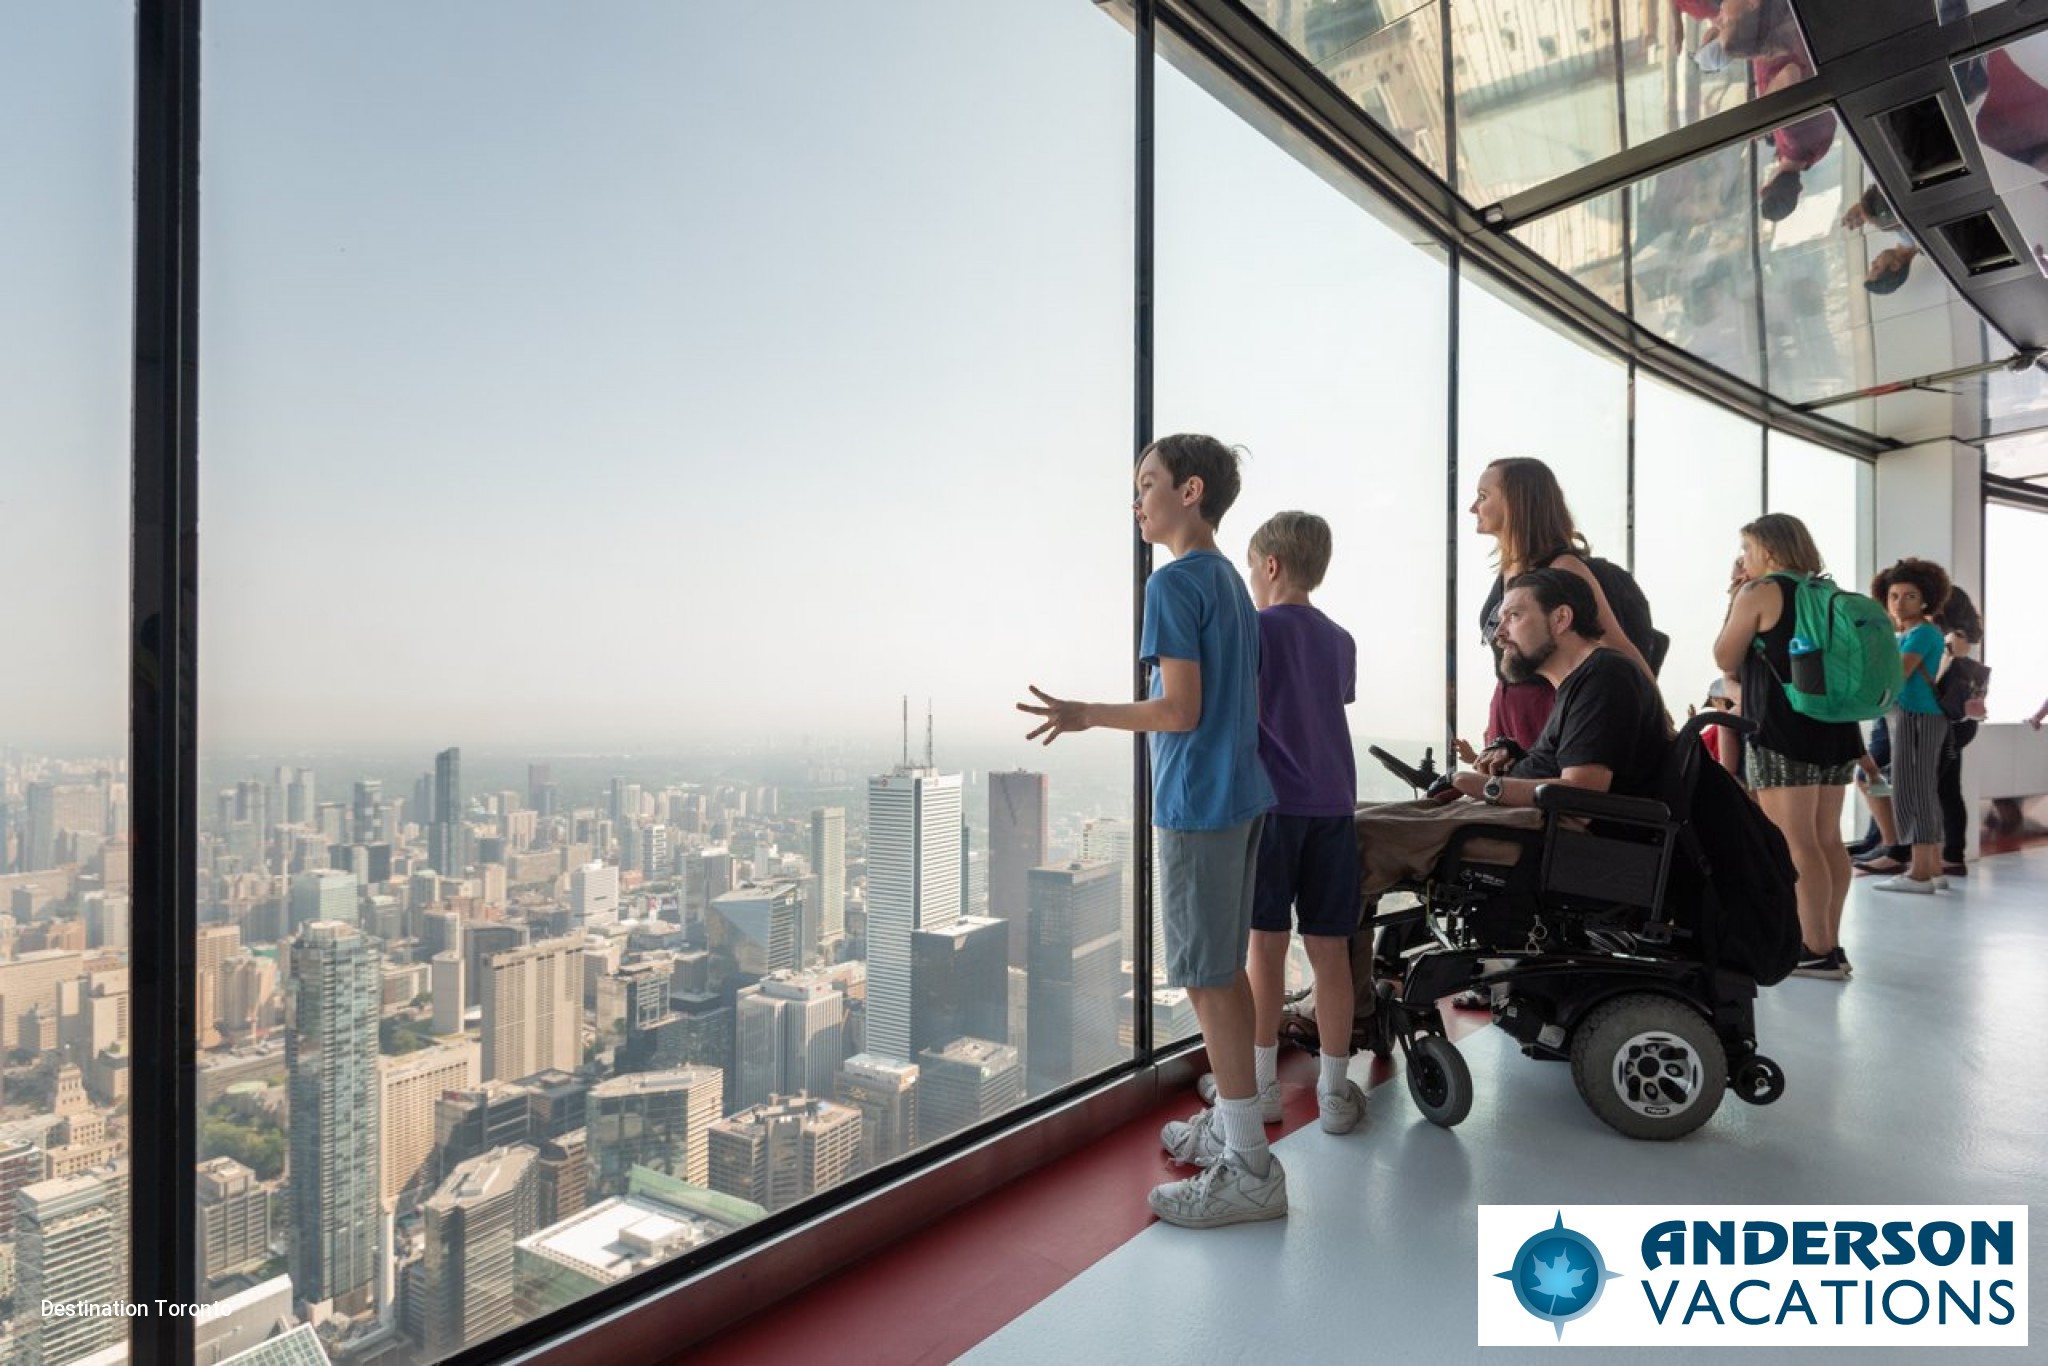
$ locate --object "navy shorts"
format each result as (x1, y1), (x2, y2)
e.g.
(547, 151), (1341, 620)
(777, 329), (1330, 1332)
(1252, 813), (1363, 938)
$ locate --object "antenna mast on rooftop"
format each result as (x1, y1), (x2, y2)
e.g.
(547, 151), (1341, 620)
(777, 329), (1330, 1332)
(925, 699), (934, 770)
(901, 696), (909, 769)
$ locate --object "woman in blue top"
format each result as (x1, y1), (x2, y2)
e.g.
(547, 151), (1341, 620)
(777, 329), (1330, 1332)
(1868, 558), (1952, 894)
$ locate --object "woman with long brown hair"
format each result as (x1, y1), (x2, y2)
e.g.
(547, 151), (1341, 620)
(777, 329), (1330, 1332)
(1462, 457), (1656, 768)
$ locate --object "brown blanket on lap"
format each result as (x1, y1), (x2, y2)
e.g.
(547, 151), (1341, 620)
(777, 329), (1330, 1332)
(1353, 797), (1547, 897)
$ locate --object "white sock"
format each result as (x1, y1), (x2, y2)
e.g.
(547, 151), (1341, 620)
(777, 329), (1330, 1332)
(1253, 1043), (1278, 1093)
(1214, 1095), (1271, 1174)
(1318, 1049), (1351, 1098)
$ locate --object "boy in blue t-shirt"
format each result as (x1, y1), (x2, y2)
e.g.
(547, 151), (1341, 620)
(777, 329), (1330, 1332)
(1192, 510), (1366, 1136)
(1018, 433), (1281, 1229)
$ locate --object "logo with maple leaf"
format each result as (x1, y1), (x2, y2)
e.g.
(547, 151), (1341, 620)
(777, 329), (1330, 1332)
(1494, 1211), (1622, 1338)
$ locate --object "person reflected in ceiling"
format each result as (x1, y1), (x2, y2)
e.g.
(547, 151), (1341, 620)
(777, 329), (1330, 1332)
(1842, 185), (1921, 295)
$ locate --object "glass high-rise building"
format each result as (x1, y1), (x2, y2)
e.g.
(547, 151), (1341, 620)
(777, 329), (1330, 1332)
(986, 770), (1048, 968)
(863, 766), (962, 1063)
(1025, 862), (1122, 1096)
(285, 920), (382, 1317)
(808, 806), (846, 949)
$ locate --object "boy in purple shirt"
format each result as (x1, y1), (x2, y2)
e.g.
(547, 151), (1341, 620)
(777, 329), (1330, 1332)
(1196, 511), (1366, 1134)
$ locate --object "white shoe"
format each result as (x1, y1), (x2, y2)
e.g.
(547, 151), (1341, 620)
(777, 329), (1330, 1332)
(1160, 1107), (1227, 1167)
(1318, 1080), (1368, 1135)
(1196, 1072), (1282, 1124)
(1148, 1152), (1288, 1228)
(1875, 874), (1937, 895)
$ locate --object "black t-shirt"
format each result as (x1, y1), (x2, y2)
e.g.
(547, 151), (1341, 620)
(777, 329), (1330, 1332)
(1510, 648), (1668, 797)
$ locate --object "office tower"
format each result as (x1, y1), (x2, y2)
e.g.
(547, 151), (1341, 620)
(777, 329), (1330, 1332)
(431, 952), (466, 1036)
(670, 993), (734, 1105)
(1080, 817), (1158, 971)
(1026, 861), (1122, 1095)
(0, 950), (84, 1052)
(288, 868), (357, 933)
(286, 921), (382, 1315)
(16, 1164), (130, 1363)
(638, 824), (670, 881)
(434, 1081), (536, 1184)
(681, 846), (735, 926)
(432, 745), (463, 875)
(287, 767), (316, 825)
(0, 798), (12, 873)
(480, 938), (582, 1082)
(734, 971), (845, 1111)
(0, 1140), (44, 1238)
(910, 915), (1008, 1059)
(195, 923), (242, 1048)
(380, 1040), (483, 1208)
(534, 1129), (588, 1227)
(417, 1144), (538, 1357)
(197, 1155), (272, 1283)
(572, 861), (621, 928)
(587, 1067), (724, 1196)
(809, 807), (846, 949)
(707, 879), (803, 981)
(598, 961), (681, 1074)
(526, 763), (551, 809)
(834, 1054), (919, 1169)
(464, 922), (528, 1009)
(706, 1097), (862, 1213)
(917, 1037), (1024, 1143)
(83, 890), (130, 951)
(352, 778), (384, 843)
(963, 828), (988, 921)
(24, 781), (104, 873)
(218, 952), (278, 1043)
(987, 769), (1048, 967)
(864, 765), (963, 1062)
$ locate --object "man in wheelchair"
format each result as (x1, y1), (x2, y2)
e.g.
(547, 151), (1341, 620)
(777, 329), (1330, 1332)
(1355, 565), (1667, 896)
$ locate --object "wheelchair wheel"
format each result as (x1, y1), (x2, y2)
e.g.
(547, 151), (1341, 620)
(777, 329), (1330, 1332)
(1731, 1054), (1786, 1105)
(1406, 1034), (1473, 1128)
(1570, 994), (1726, 1140)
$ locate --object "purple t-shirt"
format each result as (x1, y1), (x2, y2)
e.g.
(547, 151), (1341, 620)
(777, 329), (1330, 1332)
(1256, 604), (1358, 816)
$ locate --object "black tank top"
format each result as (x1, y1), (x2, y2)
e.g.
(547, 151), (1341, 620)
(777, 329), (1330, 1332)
(1742, 576), (1864, 765)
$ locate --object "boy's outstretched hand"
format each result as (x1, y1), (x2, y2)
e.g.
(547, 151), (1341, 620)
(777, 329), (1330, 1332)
(1018, 685), (1090, 745)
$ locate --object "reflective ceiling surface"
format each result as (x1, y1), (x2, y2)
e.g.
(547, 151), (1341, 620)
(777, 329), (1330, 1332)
(1238, 0), (2048, 449)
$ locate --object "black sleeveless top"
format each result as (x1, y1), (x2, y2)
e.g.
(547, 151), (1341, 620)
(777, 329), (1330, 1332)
(1741, 576), (1864, 765)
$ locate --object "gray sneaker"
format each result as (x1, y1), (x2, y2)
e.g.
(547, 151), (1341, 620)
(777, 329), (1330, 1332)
(1195, 1072), (1283, 1124)
(1160, 1107), (1226, 1167)
(1148, 1152), (1288, 1229)
(1318, 1079), (1368, 1135)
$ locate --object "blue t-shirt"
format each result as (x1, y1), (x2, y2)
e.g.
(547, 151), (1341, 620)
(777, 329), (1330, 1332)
(1257, 604), (1358, 816)
(1897, 622), (1946, 715)
(1139, 550), (1274, 831)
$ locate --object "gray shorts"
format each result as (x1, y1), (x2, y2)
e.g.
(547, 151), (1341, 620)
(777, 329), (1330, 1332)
(1157, 816), (1264, 989)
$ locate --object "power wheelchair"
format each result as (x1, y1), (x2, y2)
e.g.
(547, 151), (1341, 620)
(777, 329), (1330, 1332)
(1351, 711), (1787, 1140)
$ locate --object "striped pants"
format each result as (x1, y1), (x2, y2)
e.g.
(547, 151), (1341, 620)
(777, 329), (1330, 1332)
(1889, 708), (1949, 845)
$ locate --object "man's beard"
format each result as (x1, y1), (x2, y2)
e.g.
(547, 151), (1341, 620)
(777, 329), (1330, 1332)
(1499, 635), (1557, 685)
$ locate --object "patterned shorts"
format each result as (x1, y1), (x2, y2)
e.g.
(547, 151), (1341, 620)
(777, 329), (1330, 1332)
(1745, 742), (1858, 790)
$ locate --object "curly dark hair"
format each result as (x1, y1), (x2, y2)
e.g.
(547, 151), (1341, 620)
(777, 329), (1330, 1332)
(1870, 557), (1952, 622)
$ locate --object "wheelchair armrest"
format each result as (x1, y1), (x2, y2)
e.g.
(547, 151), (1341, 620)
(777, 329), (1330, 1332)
(1532, 782), (1670, 826)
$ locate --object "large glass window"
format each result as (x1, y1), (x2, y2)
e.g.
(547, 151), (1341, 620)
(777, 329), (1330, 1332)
(1454, 276), (1629, 748)
(0, 5), (135, 1362)
(1984, 504), (2048, 722)
(1634, 377), (1764, 714)
(198, 1), (1129, 1355)
(1765, 432), (1868, 590)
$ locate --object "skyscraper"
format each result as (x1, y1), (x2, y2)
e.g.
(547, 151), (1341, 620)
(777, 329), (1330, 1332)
(1026, 861), (1122, 1095)
(352, 778), (384, 843)
(1081, 817), (1159, 975)
(734, 971), (845, 1111)
(987, 770), (1049, 968)
(572, 861), (621, 928)
(834, 1053), (919, 1169)
(917, 1037), (1024, 1142)
(286, 921), (382, 1316)
(431, 745), (463, 876)
(706, 1097), (862, 1213)
(864, 766), (962, 1062)
(16, 1164), (129, 1363)
(417, 1145), (539, 1357)
(288, 868), (358, 933)
(479, 938), (582, 1082)
(809, 806), (846, 949)
(197, 1156), (272, 1284)
(707, 880), (803, 982)
(910, 916), (1008, 1059)
(587, 1067), (724, 1195)
(379, 1040), (482, 1208)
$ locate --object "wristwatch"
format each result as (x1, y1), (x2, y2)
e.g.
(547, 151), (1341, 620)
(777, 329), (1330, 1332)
(1482, 775), (1505, 805)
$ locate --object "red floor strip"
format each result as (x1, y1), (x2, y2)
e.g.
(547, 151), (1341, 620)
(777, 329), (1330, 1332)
(684, 1012), (1467, 1365)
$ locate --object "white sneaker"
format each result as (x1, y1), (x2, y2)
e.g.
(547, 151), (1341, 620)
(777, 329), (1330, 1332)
(1147, 1152), (1288, 1228)
(1875, 874), (1937, 895)
(1318, 1079), (1368, 1135)
(1160, 1107), (1226, 1166)
(1195, 1072), (1282, 1124)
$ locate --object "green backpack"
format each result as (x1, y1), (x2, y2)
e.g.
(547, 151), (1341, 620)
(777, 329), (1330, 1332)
(1760, 572), (1902, 723)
